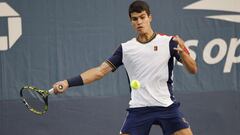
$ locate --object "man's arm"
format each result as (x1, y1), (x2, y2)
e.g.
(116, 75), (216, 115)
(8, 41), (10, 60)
(173, 35), (198, 74)
(53, 61), (113, 93)
(81, 62), (113, 84)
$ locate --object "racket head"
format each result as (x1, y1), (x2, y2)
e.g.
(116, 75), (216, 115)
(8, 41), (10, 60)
(20, 86), (50, 115)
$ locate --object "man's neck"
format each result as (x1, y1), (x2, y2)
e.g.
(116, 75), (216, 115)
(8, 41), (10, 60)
(137, 30), (155, 43)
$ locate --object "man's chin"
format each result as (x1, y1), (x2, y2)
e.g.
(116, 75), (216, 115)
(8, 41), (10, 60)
(137, 30), (146, 35)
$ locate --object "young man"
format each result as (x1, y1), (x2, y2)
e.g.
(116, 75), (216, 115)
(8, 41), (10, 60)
(53, 1), (197, 135)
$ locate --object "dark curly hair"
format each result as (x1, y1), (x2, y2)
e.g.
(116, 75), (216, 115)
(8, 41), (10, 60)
(128, 0), (151, 18)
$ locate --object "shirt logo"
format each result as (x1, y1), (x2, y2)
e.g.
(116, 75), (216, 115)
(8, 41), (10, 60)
(154, 46), (158, 51)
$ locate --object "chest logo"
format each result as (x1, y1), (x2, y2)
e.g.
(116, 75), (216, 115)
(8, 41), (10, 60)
(154, 46), (158, 51)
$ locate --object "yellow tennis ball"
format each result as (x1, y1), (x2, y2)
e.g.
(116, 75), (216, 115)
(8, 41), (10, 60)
(130, 80), (141, 90)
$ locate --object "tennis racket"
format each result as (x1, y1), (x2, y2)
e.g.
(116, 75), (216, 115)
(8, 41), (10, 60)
(20, 85), (63, 115)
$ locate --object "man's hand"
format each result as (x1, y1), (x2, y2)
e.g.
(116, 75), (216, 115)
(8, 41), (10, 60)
(172, 35), (197, 74)
(53, 80), (69, 94)
(172, 35), (189, 55)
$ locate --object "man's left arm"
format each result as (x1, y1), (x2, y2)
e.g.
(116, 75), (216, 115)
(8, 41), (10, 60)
(173, 35), (198, 74)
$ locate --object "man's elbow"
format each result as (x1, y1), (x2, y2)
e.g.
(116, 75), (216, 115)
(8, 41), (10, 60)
(189, 66), (198, 74)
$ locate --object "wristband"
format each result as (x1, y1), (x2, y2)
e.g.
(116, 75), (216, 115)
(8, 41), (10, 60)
(183, 47), (190, 55)
(67, 75), (84, 87)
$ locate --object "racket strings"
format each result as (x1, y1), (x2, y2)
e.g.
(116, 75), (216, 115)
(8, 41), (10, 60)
(22, 88), (47, 114)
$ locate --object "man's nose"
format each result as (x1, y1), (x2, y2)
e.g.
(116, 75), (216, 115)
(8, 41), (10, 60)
(137, 18), (142, 24)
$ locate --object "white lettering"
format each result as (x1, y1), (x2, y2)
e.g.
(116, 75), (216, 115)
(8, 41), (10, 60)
(224, 38), (240, 73)
(179, 38), (240, 73)
(203, 38), (227, 64)
(0, 2), (22, 51)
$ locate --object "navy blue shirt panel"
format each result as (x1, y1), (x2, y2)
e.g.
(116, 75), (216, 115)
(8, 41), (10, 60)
(169, 38), (181, 62)
(106, 45), (123, 72)
(168, 38), (182, 101)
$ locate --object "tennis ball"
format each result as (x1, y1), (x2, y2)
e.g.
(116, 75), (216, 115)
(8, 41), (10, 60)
(130, 80), (141, 90)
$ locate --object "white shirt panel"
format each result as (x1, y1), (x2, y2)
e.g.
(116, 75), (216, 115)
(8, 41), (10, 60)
(122, 34), (174, 107)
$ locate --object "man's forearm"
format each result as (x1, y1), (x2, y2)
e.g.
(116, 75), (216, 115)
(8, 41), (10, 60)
(180, 52), (198, 74)
(80, 62), (113, 85)
(53, 62), (113, 94)
(80, 67), (105, 84)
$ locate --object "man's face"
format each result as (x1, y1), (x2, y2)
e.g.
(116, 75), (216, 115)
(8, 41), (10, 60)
(130, 11), (152, 34)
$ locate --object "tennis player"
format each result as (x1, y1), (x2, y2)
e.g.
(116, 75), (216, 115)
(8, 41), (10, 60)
(53, 1), (197, 135)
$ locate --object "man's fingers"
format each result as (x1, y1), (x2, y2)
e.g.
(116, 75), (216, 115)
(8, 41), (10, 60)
(174, 47), (183, 52)
(53, 85), (60, 94)
(172, 37), (177, 41)
(172, 35), (181, 44)
(53, 82), (65, 94)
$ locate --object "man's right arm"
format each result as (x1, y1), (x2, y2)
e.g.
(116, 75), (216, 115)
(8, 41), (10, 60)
(53, 45), (123, 94)
(53, 61), (113, 94)
(81, 62), (113, 84)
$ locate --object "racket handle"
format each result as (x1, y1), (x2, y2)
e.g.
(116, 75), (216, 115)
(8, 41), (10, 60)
(48, 85), (64, 94)
(49, 88), (54, 94)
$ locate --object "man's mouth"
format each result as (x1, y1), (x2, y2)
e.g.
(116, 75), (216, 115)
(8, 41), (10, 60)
(137, 26), (144, 30)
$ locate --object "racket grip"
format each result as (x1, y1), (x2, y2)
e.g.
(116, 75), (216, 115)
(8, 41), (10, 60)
(48, 85), (64, 94)
(49, 88), (54, 94)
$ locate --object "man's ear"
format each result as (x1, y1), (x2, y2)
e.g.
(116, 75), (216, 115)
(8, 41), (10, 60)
(149, 14), (152, 22)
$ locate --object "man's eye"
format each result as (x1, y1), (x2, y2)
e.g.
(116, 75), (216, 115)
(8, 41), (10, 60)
(141, 16), (145, 19)
(132, 18), (138, 21)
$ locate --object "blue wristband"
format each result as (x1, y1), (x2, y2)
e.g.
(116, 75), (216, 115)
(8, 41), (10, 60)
(67, 75), (84, 87)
